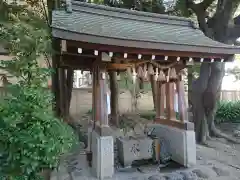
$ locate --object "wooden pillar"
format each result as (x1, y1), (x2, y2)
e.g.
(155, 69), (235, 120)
(92, 66), (99, 124)
(156, 82), (166, 118)
(59, 68), (66, 119)
(155, 81), (160, 118)
(160, 83), (166, 118)
(99, 72), (109, 126)
(150, 75), (157, 110)
(51, 39), (60, 117)
(109, 71), (119, 126)
(92, 65), (109, 135)
(176, 78), (188, 122)
(165, 82), (176, 120)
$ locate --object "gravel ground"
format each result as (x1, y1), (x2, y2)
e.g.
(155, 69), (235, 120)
(51, 116), (240, 180)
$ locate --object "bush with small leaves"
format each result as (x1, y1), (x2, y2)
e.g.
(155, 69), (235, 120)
(0, 85), (78, 180)
(216, 101), (240, 124)
(0, 3), (78, 179)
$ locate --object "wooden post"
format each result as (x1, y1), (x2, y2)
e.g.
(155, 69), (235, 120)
(51, 40), (60, 117)
(155, 82), (166, 120)
(176, 79), (188, 122)
(92, 65), (100, 124)
(159, 83), (166, 118)
(99, 72), (109, 126)
(155, 81), (160, 118)
(59, 68), (66, 118)
(150, 75), (157, 110)
(92, 64), (109, 135)
(165, 82), (176, 120)
(109, 71), (119, 126)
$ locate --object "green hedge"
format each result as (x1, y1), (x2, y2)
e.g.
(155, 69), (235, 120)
(216, 101), (240, 124)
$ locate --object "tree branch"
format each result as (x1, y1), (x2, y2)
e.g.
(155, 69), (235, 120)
(186, 0), (197, 12)
(227, 14), (240, 42)
(199, 0), (215, 10)
(40, 0), (50, 27)
(228, 24), (240, 42)
(234, 14), (240, 25)
(210, 0), (240, 42)
(186, 0), (211, 36)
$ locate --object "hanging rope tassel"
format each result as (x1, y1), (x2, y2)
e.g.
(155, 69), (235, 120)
(154, 68), (159, 81)
(169, 68), (177, 81)
(137, 65), (144, 79)
(158, 70), (166, 82)
(143, 63), (148, 81)
(132, 66), (137, 84)
(148, 63), (154, 75)
(166, 68), (170, 82)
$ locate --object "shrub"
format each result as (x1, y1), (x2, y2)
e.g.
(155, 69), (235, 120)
(216, 101), (240, 124)
(0, 84), (78, 180)
(0, 17), (77, 179)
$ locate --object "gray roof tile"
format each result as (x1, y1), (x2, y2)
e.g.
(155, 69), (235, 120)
(52, 1), (240, 55)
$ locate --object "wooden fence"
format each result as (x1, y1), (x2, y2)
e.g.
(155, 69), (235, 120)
(220, 90), (240, 102)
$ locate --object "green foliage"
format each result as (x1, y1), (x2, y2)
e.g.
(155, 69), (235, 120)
(0, 1), (77, 179)
(0, 85), (77, 179)
(225, 66), (240, 81)
(139, 110), (156, 120)
(93, 0), (166, 13)
(216, 101), (240, 124)
(174, 0), (195, 17)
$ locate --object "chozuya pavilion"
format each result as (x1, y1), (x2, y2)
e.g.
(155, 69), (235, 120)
(51, 1), (239, 179)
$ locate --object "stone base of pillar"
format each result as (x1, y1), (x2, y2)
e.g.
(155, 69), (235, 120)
(147, 123), (196, 167)
(91, 127), (114, 180)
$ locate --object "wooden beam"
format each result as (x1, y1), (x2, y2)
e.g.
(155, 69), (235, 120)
(155, 118), (194, 130)
(66, 40), (229, 59)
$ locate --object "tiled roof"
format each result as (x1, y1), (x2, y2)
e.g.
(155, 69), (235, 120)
(51, 1), (240, 55)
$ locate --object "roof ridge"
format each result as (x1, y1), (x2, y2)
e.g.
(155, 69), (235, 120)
(71, 1), (193, 25)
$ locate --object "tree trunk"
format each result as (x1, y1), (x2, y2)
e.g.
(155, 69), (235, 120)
(191, 63), (211, 143)
(192, 62), (240, 144)
(109, 71), (119, 126)
(188, 0), (240, 144)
